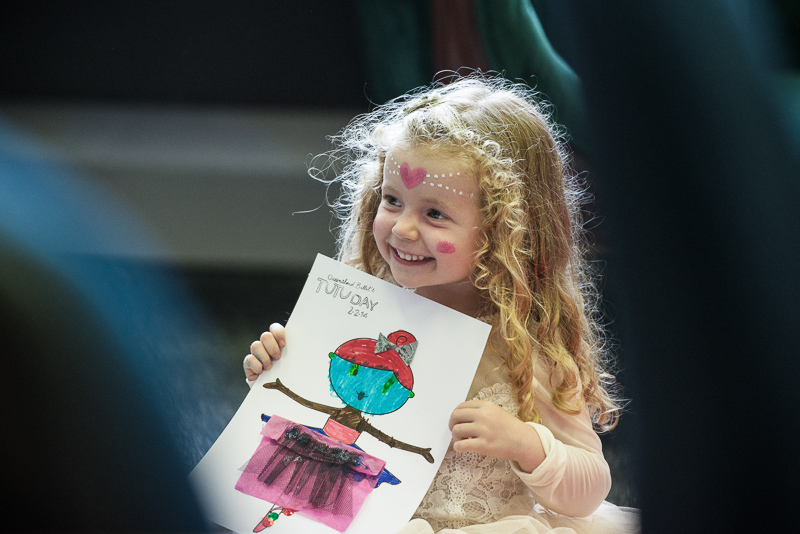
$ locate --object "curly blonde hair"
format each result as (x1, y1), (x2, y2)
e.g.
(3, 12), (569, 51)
(310, 74), (621, 432)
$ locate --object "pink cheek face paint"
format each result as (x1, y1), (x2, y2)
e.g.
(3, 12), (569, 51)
(436, 241), (456, 254)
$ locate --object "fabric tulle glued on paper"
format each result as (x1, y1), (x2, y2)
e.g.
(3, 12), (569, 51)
(236, 415), (386, 532)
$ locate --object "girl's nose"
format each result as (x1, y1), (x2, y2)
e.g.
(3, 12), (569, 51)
(392, 213), (419, 241)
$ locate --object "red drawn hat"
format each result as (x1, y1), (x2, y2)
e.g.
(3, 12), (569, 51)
(333, 330), (417, 390)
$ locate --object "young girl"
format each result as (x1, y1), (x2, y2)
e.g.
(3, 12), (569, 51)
(244, 75), (639, 534)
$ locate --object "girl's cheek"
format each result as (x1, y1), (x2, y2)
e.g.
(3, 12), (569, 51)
(372, 211), (385, 235)
(372, 213), (391, 246)
(436, 241), (456, 254)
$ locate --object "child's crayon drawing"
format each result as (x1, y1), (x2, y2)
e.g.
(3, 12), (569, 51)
(189, 255), (490, 534)
(238, 330), (432, 531)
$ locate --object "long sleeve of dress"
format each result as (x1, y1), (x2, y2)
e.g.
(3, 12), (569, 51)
(509, 365), (611, 518)
(511, 420), (610, 518)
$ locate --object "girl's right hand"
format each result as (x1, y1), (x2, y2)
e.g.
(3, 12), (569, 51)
(244, 323), (286, 383)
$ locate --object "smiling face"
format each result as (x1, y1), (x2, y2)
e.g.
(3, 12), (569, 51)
(373, 147), (483, 297)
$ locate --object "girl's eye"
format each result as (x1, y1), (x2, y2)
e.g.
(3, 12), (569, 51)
(349, 364), (359, 376)
(428, 209), (447, 220)
(383, 195), (401, 207)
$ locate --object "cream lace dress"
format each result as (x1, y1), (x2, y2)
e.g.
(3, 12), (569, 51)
(397, 338), (640, 534)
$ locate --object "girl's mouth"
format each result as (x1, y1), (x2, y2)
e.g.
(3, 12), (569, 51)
(391, 246), (433, 264)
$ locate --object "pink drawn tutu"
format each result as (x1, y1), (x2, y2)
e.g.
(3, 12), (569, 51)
(236, 415), (386, 532)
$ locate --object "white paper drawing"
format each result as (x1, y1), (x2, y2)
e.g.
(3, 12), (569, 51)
(190, 254), (491, 533)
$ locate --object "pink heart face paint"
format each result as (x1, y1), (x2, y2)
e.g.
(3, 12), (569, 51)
(399, 162), (426, 189)
(436, 241), (456, 254)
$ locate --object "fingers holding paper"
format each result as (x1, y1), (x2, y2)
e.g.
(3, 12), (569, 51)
(244, 323), (286, 382)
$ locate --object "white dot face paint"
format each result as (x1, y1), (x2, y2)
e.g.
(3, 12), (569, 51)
(388, 154), (473, 197)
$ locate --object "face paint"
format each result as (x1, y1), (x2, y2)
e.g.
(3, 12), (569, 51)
(387, 154), (472, 197)
(399, 162), (426, 189)
(436, 241), (456, 254)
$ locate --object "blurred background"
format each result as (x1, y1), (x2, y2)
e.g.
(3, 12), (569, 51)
(2, 0), (798, 531)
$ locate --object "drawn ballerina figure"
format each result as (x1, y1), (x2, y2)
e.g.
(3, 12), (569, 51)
(264, 329), (433, 463)
(236, 330), (432, 531)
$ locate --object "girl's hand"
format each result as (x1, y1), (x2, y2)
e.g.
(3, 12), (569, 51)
(449, 399), (545, 473)
(243, 323), (286, 382)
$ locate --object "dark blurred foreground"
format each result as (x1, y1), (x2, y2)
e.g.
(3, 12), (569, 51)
(0, 131), (242, 531)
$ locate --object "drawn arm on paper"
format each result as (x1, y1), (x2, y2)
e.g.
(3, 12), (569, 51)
(263, 329), (433, 463)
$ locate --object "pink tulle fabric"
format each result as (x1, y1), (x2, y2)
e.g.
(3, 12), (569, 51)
(236, 415), (385, 532)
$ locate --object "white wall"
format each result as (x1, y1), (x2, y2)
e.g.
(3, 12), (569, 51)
(1, 102), (354, 271)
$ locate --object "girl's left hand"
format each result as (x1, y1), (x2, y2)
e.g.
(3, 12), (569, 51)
(449, 399), (545, 473)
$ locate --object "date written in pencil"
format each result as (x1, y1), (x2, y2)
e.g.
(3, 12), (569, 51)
(347, 307), (369, 318)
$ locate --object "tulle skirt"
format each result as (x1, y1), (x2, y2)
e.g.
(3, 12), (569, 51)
(236, 415), (385, 532)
